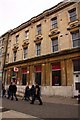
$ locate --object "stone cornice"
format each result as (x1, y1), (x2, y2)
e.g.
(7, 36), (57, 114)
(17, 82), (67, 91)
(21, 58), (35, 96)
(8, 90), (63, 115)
(4, 47), (80, 68)
(10, 2), (75, 35)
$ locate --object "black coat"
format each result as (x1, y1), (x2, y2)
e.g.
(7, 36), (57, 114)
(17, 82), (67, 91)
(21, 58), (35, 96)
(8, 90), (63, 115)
(12, 85), (17, 93)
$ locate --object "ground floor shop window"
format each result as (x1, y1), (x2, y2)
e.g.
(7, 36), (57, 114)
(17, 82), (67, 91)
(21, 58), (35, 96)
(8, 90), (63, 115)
(22, 74), (27, 85)
(52, 70), (61, 86)
(22, 69), (27, 85)
(35, 66), (41, 85)
(35, 72), (41, 85)
(73, 59), (80, 71)
(11, 71), (17, 83)
(52, 63), (61, 86)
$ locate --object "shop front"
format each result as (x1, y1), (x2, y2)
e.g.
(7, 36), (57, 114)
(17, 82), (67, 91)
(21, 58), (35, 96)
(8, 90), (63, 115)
(35, 65), (42, 85)
(52, 63), (61, 86)
(73, 59), (80, 96)
(22, 68), (27, 85)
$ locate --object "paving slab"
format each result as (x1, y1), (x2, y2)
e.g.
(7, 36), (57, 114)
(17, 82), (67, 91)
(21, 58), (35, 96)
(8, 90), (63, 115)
(2, 110), (37, 118)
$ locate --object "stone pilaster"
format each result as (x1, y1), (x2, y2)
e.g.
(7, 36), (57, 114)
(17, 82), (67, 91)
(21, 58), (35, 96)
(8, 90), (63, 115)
(66, 59), (73, 86)
(61, 60), (67, 86)
(41, 63), (46, 86)
(29, 65), (34, 85)
(45, 63), (51, 85)
(27, 66), (30, 85)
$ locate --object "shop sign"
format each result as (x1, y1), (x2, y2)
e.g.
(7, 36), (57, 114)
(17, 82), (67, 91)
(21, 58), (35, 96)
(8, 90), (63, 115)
(14, 67), (18, 72)
(22, 69), (27, 74)
(52, 63), (61, 71)
(35, 66), (41, 72)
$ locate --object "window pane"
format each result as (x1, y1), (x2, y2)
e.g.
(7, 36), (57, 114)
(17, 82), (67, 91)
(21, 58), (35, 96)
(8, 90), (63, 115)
(52, 38), (58, 52)
(51, 17), (57, 28)
(73, 59), (80, 71)
(72, 31), (80, 47)
(37, 24), (41, 35)
(14, 52), (16, 61)
(73, 39), (79, 47)
(16, 35), (19, 43)
(25, 31), (29, 39)
(54, 45), (58, 51)
(35, 72), (41, 85)
(70, 16), (76, 22)
(52, 70), (61, 86)
(22, 74), (27, 85)
(69, 8), (76, 22)
(36, 43), (41, 56)
(24, 48), (28, 59)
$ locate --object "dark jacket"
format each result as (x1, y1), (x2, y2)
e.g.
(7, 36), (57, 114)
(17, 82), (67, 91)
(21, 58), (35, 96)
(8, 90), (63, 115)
(35, 85), (40, 96)
(12, 84), (17, 93)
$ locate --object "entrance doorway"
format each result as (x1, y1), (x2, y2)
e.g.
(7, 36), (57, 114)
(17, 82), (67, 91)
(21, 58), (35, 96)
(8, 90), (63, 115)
(73, 72), (80, 96)
(73, 59), (80, 96)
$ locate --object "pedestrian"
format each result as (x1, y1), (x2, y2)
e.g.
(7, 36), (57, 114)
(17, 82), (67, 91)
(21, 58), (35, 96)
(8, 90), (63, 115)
(11, 82), (18, 101)
(2, 83), (6, 97)
(30, 84), (43, 105)
(30, 85), (35, 101)
(22, 85), (30, 101)
(7, 82), (13, 99)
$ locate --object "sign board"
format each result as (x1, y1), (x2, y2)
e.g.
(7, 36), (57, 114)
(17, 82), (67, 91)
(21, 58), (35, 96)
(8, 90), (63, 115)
(14, 67), (18, 72)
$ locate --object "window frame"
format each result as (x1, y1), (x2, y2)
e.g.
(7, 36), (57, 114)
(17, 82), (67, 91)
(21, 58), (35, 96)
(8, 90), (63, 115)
(52, 37), (58, 52)
(25, 30), (29, 40)
(13, 51), (17, 62)
(51, 17), (57, 29)
(36, 43), (41, 56)
(36, 24), (42, 35)
(71, 30), (80, 48)
(23, 47), (28, 59)
(16, 35), (19, 43)
(68, 8), (77, 22)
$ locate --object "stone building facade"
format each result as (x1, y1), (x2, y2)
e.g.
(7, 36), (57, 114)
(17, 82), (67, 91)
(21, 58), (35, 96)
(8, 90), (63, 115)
(0, 31), (10, 82)
(3, 1), (80, 97)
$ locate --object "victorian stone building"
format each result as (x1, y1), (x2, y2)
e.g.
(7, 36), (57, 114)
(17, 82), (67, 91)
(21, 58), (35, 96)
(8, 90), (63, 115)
(3, 1), (80, 97)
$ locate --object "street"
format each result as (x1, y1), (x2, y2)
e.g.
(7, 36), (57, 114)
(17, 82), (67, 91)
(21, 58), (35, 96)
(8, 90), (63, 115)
(1, 96), (79, 120)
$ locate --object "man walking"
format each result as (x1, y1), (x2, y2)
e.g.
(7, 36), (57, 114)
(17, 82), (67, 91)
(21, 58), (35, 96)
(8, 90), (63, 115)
(11, 82), (18, 101)
(7, 82), (13, 99)
(30, 84), (42, 105)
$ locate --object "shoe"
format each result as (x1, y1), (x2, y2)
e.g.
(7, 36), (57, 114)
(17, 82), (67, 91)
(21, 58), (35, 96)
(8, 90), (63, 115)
(30, 102), (34, 104)
(39, 103), (43, 105)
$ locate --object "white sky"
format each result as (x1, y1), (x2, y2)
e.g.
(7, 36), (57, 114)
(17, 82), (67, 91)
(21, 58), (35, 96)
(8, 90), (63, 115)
(0, 0), (62, 36)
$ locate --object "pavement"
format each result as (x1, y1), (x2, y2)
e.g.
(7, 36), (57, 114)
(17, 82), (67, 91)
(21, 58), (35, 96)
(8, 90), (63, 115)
(1, 95), (79, 119)
(41, 95), (78, 105)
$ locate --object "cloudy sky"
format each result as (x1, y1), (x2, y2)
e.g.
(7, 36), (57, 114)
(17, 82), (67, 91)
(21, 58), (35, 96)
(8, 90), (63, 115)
(0, 0), (63, 36)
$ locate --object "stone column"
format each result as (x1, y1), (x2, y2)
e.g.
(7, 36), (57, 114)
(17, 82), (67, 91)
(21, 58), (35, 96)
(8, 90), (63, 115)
(61, 60), (67, 86)
(66, 59), (73, 86)
(27, 66), (30, 85)
(41, 63), (46, 86)
(45, 63), (51, 85)
(29, 65), (34, 85)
